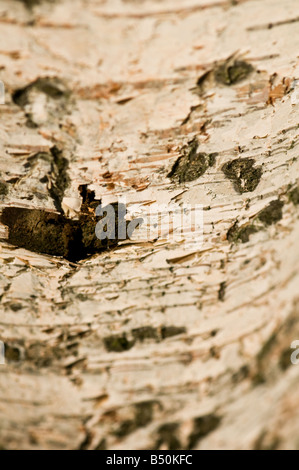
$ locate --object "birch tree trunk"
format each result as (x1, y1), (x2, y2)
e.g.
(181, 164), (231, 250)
(0, 0), (299, 450)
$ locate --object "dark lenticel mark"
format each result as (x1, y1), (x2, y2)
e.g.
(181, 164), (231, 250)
(257, 200), (284, 225)
(168, 138), (217, 183)
(222, 158), (262, 193)
(215, 60), (254, 86)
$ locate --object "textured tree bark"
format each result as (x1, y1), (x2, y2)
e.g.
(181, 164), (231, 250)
(0, 0), (299, 450)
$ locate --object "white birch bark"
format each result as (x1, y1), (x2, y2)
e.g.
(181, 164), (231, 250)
(0, 0), (299, 450)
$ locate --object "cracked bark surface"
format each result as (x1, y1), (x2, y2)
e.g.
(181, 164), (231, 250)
(0, 0), (299, 450)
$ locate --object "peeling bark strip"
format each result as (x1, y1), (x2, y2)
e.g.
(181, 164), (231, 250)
(1, 0), (299, 452)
